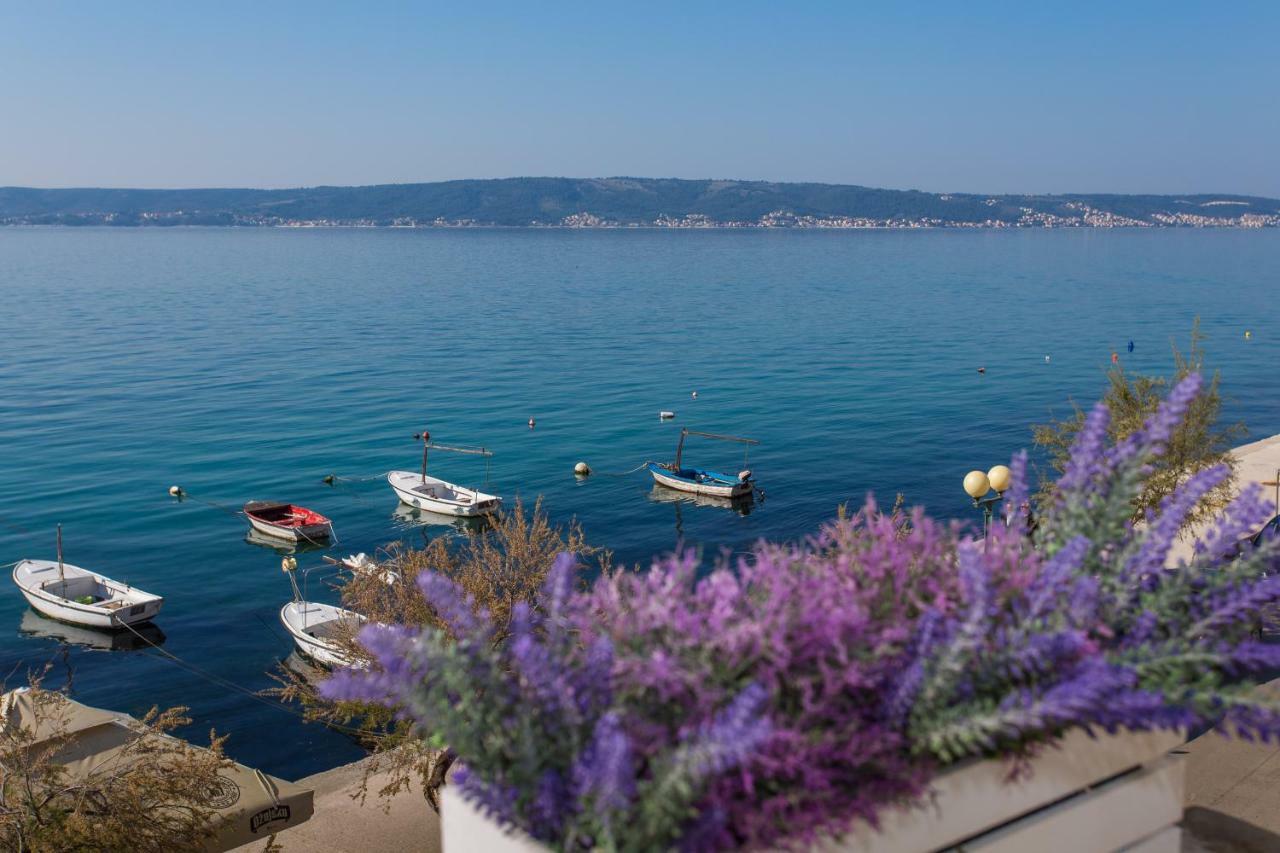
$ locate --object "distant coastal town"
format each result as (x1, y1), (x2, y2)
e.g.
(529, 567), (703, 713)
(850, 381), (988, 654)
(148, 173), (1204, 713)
(17, 205), (1274, 229)
(3, 178), (1279, 228)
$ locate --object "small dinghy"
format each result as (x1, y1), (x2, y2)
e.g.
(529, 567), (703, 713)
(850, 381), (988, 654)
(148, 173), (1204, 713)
(280, 558), (366, 668)
(647, 428), (760, 499)
(387, 428), (502, 517)
(279, 601), (366, 668)
(12, 526), (163, 630)
(243, 501), (333, 544)
(388, 471), (502, 517)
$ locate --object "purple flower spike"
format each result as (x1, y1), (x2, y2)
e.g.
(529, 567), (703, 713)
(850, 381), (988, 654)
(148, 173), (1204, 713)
(1059, 402), (1110, 492)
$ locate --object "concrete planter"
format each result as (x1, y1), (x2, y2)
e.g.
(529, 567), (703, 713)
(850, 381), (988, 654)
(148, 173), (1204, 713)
(441, 727), (1185, 853)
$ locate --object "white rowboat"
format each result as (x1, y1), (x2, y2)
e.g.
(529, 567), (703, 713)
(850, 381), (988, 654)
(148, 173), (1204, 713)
(387, 471), (502, 517)
(279, 601), (366, 668)
(13, 559), (163, 629)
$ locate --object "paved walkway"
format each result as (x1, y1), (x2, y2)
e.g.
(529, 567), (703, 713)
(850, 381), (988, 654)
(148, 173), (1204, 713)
(234, 758), (439, 853)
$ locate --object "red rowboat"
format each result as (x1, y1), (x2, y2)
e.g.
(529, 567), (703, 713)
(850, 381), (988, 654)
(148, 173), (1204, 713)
(243, 501), (333, 543)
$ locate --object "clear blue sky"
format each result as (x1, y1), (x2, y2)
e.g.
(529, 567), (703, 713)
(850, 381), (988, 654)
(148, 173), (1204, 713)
(2, 2), (1277, 195)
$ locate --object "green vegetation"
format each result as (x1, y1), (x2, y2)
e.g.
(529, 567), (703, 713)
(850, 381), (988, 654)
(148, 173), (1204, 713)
(1032, 322), (1244, 529)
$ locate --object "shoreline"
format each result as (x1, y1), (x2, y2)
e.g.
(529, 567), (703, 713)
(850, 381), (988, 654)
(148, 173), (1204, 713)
(4, 222), (1279, 231)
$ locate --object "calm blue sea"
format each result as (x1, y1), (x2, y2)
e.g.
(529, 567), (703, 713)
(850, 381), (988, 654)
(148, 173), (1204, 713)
(1, 227), (1278, 778)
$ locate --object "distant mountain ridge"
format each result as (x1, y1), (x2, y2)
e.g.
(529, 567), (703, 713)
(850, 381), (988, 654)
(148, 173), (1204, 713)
(2, 178), (1279, 228)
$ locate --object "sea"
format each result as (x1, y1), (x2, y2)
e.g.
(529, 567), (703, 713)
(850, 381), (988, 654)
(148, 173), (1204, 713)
(1, 226), (1278, 779)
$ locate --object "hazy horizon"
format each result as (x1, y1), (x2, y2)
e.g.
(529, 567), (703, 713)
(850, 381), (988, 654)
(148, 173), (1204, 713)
(3, 3), (1278, 195)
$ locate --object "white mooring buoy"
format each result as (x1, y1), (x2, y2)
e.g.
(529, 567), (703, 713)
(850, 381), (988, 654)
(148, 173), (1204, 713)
(659, 411), (675, 420)
(574, 462), (591, 476)
(168, 485), (184, 498)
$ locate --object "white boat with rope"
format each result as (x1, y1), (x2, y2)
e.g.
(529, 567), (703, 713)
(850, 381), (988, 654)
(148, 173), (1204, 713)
(280, 557), (366, 668)
(12, 527), (162, 629)
(387, 428), (502, 517)
(279, 601), (366, 668)
(646, 428), (760, 499)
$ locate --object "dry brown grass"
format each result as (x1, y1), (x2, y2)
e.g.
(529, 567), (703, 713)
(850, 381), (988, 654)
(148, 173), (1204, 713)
(0, 671), (232, 853)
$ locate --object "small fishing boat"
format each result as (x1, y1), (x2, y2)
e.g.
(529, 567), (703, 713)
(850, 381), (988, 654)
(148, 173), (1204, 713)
(279, 601), (366, 668)
(387, 429), (502, 517)
(243, 501), (333, 543)
(387, 471), (502, 517)
(647, 428), (760, 498)
(12, 527), (163, 629)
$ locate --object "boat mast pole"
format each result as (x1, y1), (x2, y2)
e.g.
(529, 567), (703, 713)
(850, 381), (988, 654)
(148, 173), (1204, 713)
(675, 428), (688, 470)
(420, 428), (430, 484)
(56, 524), (64, 584)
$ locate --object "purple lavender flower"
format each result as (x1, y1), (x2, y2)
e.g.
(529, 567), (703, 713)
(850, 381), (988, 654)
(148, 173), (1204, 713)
(1123, 464), (1229, 581)
(572, 711), (636, 818)
(417, 571), (489, 641)
(677, 682), (772, 779)
(1059, 402), (1110, 493)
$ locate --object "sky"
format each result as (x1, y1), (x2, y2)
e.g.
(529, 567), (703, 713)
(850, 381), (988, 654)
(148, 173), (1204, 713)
(2, 2), (1278, 195)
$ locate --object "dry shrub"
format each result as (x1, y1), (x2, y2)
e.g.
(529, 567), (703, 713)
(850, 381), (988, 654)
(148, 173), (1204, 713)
(270, 497), (607, 809)
(0, 672), (231, 853)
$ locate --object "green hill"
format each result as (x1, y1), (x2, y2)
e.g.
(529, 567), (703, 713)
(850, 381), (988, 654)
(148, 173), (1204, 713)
(2, 178), (1277, 227)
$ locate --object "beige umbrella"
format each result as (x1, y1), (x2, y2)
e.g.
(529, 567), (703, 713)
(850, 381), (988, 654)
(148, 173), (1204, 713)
(2, 688), (314, 850)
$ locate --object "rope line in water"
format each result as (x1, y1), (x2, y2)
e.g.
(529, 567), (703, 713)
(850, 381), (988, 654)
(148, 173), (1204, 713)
(115, 620), (371, 737)
(324, 471), (393, 484)
(595, 462), (655, 477)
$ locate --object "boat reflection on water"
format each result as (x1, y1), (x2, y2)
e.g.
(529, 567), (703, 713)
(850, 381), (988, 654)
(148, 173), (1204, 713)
(647, 484), (755, 516)
(648, 484), (755, 539)
(391, 502), (492, 536)
(244, 527), (332, 556)
(281, 649), (328, 684)
(18, 609), (167, 651)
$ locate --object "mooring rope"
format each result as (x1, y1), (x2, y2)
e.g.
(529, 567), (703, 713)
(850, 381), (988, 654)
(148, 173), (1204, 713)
(595, 461), (655, 477)
(173, 491), (243, 519)
(323, 472), (392, 485)
(115, 619), (371, 737)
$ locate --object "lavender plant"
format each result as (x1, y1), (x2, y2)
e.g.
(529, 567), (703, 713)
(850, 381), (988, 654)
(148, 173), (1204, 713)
(325, 373), (1280, 852)
(901, 374), (1280, 763)
(320, 553), (770, 851)
(573, 505), (960, 849)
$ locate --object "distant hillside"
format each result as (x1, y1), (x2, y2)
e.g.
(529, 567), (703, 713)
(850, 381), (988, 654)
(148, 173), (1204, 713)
(2, 178), (1279, 228)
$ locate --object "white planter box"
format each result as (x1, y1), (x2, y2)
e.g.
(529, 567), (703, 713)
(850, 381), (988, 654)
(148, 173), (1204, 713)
(441, 728), (1185, 853)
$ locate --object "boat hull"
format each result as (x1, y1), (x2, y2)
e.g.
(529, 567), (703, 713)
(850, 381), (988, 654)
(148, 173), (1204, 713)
(13, 560), (163, 629)
(647, 463), (752, 498)
(279, 602), (364, 668)
(246, 513), (332, 543)
(387, 471), (502, 517)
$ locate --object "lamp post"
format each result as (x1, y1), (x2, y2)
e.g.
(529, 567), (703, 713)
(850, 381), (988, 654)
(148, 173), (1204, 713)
(963, 464), (1012, 542)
